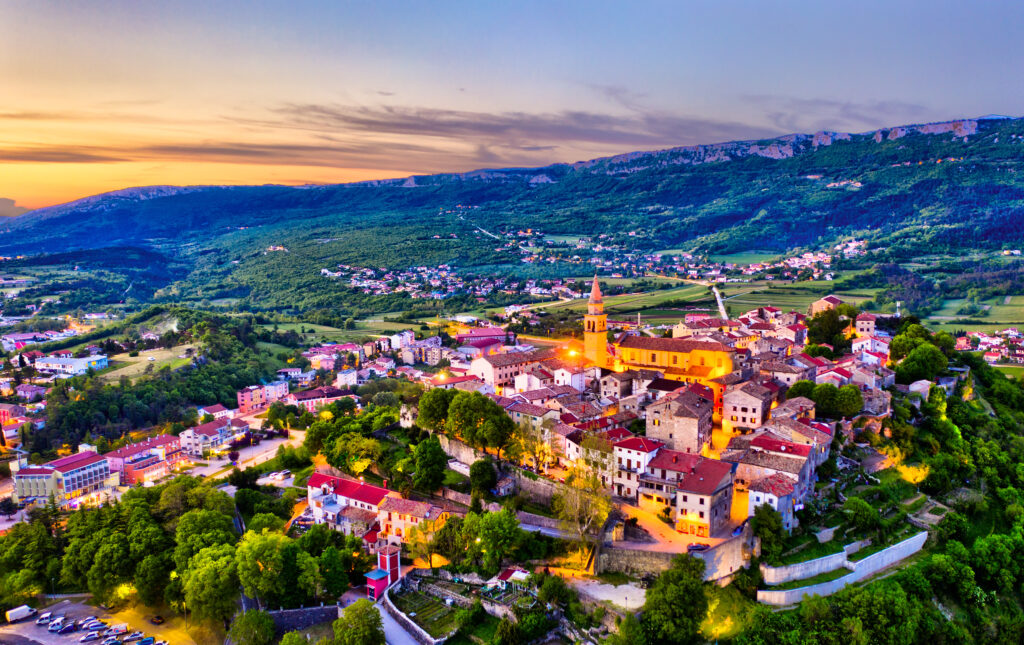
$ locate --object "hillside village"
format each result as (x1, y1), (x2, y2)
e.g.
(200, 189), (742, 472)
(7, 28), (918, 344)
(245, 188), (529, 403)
(0, 271), (986, 645)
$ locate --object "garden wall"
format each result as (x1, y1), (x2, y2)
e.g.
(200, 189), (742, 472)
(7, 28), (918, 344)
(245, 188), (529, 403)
(757, 532), (927, 606)
(598, 533), (750, 582)
(382, 584), (448, 645)
(264, 604), (341, 634)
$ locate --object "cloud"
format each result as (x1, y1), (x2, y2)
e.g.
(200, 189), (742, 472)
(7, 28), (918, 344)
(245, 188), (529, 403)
(0, 101), (779, 173)
(0, 198), (29, 217)
(262, 103), (773, 150)
(745, 95), (931, 133)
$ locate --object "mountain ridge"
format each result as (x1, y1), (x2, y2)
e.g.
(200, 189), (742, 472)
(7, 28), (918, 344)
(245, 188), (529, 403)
(15, 114), (1011, 222)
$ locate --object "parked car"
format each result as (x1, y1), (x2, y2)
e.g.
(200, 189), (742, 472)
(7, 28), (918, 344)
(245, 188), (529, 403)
(138, 638), (156, 645)
(35, 611), (53, 625)
(124, 631), (145, 642)
(48, 618), (66, 632)
(686, 543), (710, 553)
(148, 616), (164, 625)
(77, 616), (97, 627)
(101, 638), (121, 645)
(80, 632), (102, 643)
(59, 623), (78, 635)
(276, 470), (291, 481)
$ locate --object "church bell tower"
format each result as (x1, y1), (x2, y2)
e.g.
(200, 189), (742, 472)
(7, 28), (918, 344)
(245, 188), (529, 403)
(584, 275), (608, 368)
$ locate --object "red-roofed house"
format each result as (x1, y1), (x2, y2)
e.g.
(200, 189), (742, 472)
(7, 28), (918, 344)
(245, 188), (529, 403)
(180, 417), (249, 456)
(749, 473), (798, 532)
(613, 436), (663, 499)
(197, 403), (232, 420)
(639, 450), (734, 537)
(307, 472), (393, 542)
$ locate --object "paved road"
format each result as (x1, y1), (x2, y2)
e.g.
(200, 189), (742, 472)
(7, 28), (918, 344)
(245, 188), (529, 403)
(520, 523), (574, 539)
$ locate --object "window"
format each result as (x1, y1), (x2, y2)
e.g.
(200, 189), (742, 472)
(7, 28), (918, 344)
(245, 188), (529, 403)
(651, 352), (657, 362)
(672, 356), (678, 365)
(699, 511), (705, 519)
(700, 497), (705, 505)
(682, 495), (688, 502)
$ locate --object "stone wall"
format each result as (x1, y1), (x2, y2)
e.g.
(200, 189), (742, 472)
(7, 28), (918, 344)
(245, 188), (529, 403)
(757, 532), (928, 606)
(760, 539), (869, 585)
(438, 435), (485, 466)
(597, 546), (676, 576)
(517, 511), (562, 530)
(513, 470), (566, 504)
(264, 604), (340, 635)
(441, 487), (502, 513)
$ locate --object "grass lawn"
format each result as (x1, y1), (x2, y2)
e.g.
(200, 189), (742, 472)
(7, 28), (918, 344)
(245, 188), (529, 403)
(778, 536), (845, 566)
(994, 365), (1024, 379)
(445, 613), (499, 645)
(390, 589), (460, 638)
(596, 571), (633, 586)
(276, 620), (335, 643)
(442, 469), (469, 489)
(543, 283), (710, 316)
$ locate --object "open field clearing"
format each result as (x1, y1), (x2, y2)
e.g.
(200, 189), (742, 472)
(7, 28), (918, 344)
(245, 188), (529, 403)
(97, 344), (197, 382)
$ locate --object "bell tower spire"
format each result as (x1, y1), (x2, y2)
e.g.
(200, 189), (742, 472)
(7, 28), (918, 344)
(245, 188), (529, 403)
(584, 274), (608, 368)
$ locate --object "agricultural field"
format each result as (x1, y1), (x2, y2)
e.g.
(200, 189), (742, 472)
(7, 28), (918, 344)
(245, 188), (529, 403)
(97, 344), (197, 383)
(994, 365), (1024, 379)
(925, 295), (1024, 332)
(542, 283), (710, 315)
(719, 281), (879, 314)
(707, 250), (781, 265)
(260, 317), (436, 344)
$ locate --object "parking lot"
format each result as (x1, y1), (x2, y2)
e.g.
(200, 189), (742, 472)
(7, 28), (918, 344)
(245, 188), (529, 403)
(0, 600), (194, 645)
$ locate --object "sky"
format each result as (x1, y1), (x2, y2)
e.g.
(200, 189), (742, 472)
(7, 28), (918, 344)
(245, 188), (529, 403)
(2, 0), (1023, 211)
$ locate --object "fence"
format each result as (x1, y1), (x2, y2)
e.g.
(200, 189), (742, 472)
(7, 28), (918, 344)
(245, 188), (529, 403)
(757, 532), (928, 605)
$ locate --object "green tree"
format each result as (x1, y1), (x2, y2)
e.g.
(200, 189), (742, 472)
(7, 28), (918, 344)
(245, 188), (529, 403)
(842, 496), (880, 533)
(228, 610), (276, 645)
(248, 513), (286, 534)
(319, 546), (351, 598)
(641, 554), (707, 645)
(469, 459), (497, 494)
(786, 379), (816, 400)
(183, 543), (239, 623)
(412, 436), (448, 492)
(280, 632), (308, 645)
(897, 343), (947, 384)
(173, 509), (236, 571)
(333, 598), (385, 645)
(750, 504), (786, 564)
(134, 553), (172, 607)
(553, 467), (611, 549)
(416, 387), (457, 433)
(835, 384), (864, 418)
(811, 383), (840, 419)
(495, 617), (523, 645)
(235, 531), (290, 605)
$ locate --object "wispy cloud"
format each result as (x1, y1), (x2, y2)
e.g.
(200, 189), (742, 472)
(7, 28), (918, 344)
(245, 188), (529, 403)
(744, 96), (930, 133)
(0, 102), (778, 172)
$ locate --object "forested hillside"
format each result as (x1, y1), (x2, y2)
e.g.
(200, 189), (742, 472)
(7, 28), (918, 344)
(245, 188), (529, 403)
(3, 116), (1024, 310)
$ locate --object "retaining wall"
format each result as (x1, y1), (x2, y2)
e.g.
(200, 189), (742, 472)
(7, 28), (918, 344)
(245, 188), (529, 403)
(264, 604), (340, 634)
(760, 539), (870, 585)
(598, 532), (751, 582)
(757, 532), (928, 606)
(517, 511), (561, 530)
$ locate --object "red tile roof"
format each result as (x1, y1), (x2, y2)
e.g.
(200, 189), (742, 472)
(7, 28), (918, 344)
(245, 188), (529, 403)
(307, 473), (390, 507)
(46, 451), (106, 473)
(750, 435), (812, 458)
(15, 467), (54, 476)
(614, 437), (663, 453)
(749, 473), (796, 497)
